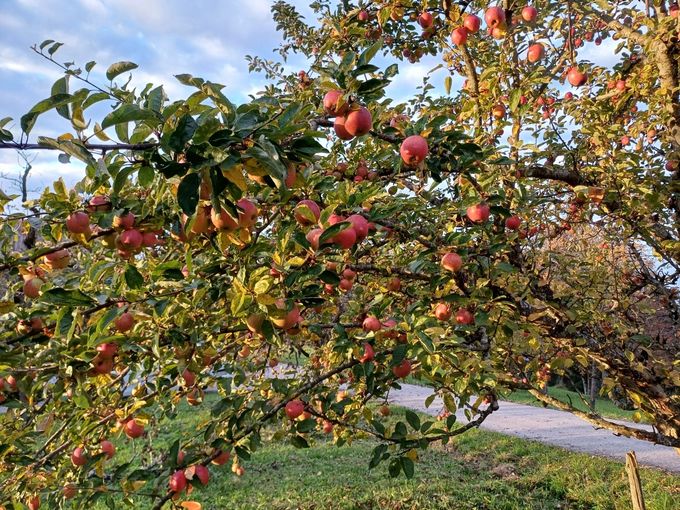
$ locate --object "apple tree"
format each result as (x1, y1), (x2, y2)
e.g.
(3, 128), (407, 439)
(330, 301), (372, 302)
(0, 0), (678, 508)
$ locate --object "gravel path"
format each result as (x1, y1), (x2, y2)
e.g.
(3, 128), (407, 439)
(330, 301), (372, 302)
(388, 382), (680, 472)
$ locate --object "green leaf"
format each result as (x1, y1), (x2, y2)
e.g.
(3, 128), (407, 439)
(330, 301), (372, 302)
(106, 61), (138, 81)
(357, 78), (389, 96)
(36, 137), (96, 167)
(404, 410), (421, 431)
(177, 173), (201, 215)
(51, 77), (70, 119)
(290, 435), (309, 448)
(247, 140), (287, 183)
(168, 114), (197, 152)
(138, 166), (154, 187)
(290, 136), (327, 158)
(358, 40), (382, 66)
(40, 288), (95, 306)
(21, 94), (73, 134)
(388, 458), (401, 478)
(101, 104), (160, 130)
(124, 264), (144, 289)
(319, 221), (351, 245)
(401, 457), (415, 479)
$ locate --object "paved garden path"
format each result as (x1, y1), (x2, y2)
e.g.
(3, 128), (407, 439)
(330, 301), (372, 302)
(387, 382), (680, 472)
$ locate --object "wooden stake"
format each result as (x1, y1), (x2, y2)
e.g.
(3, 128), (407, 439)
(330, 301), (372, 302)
(625, 451), (646, 510)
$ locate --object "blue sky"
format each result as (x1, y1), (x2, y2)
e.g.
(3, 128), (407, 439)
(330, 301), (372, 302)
(0, 0), (618, 200)
(0, 0), (439, 197)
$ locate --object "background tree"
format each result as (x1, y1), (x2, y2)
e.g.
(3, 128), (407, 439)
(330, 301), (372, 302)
(0, 0), (678, 508)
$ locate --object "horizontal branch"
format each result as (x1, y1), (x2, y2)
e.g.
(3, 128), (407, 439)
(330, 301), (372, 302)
(0, 141), (158, 152)
(528, 389), (680, 448)
(518, 164), (588, 187)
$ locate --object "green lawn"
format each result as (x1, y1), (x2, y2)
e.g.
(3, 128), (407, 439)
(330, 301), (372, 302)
(81, 396), (680, 510)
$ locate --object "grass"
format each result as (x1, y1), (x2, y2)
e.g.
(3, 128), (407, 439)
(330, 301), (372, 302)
(85, 396), (680, 510)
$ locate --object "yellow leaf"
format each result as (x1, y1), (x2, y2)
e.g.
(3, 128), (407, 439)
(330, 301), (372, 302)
(57, 133), (74, 141)
(222, 165), (247, 192)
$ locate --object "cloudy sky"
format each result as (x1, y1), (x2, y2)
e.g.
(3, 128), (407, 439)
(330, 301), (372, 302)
(0, 0), (618, 202)
(0, 0), (441, 199)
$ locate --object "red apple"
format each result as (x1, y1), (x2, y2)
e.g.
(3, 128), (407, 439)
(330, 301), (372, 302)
(285, 399), (305, 419)
(113, 212), (135, 230)
(492, 103), (506, 119)
(96, 342), (118, 359)
(71, 446), (87, 467)
(330, 225), (357, 249)
(339, 278), (353, 291)
(455, 308), (474, 325)
(527, 43), (544, 63)
(27, 496), (40, 510)
(567, 67), (587, 87)
(294, 200), (321, 226)
(344, 106), (372, 136)
(193, 464), (210, 486)
(418, 11), (433, 29)
(334, 115), (354, 140)
(211, 450), (230, 465)
(451, 26), (469, 46)
(505, 215), (522, 230)
(362, 316), (382, 332)
(342, 268), (356, 280)
(358, 9), (369, 21)
(360, 342), (375, 362)
(237, 198), (258, 228)
(141, 231), (159, 247)
(400, 135), (429, 165)
(271, 299), (300, 330)
(93, 356), (114, 375)
(114, 312), (135, 333)
(182, 368), (196, 387)
(62, 484), (77, 499)
(211, 207), (239, 231)
(101, 440), (115, 459)
(387, 277), (401, 292)
(441, 252), (463, 272)
(434, 303), (452, 321)
(118, 229), (143, 250)
(484, 6), (506, 27)
(23, 277), (43, 299)
(44, 249), (70, 270)
(66, 211), (90, 234)
(323, 90), (348, 117)
(347, 214), (369, 240)
(466, 203), (490, 223)
(392, 359), (412, 379)
(124, 419), (144, 438)
(87, 195), (111, 212)
(521, 6), (538, 22)
(306, 228), (324, 250)
(322, 420), (334, 434)
(463, 14), (481, 33)
(169, 470), (187, 493)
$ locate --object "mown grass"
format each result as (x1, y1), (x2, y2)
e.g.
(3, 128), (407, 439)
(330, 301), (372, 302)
(85, 395), (680, 510)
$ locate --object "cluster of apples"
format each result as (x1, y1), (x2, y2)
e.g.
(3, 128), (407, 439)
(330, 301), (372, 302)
(295, 199), (372, 252)
(323, 90), (373, 140)
(179, 197), (259, 241)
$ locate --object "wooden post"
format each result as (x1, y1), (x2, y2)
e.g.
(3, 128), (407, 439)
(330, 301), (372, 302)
(625, 451), (646, 510)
